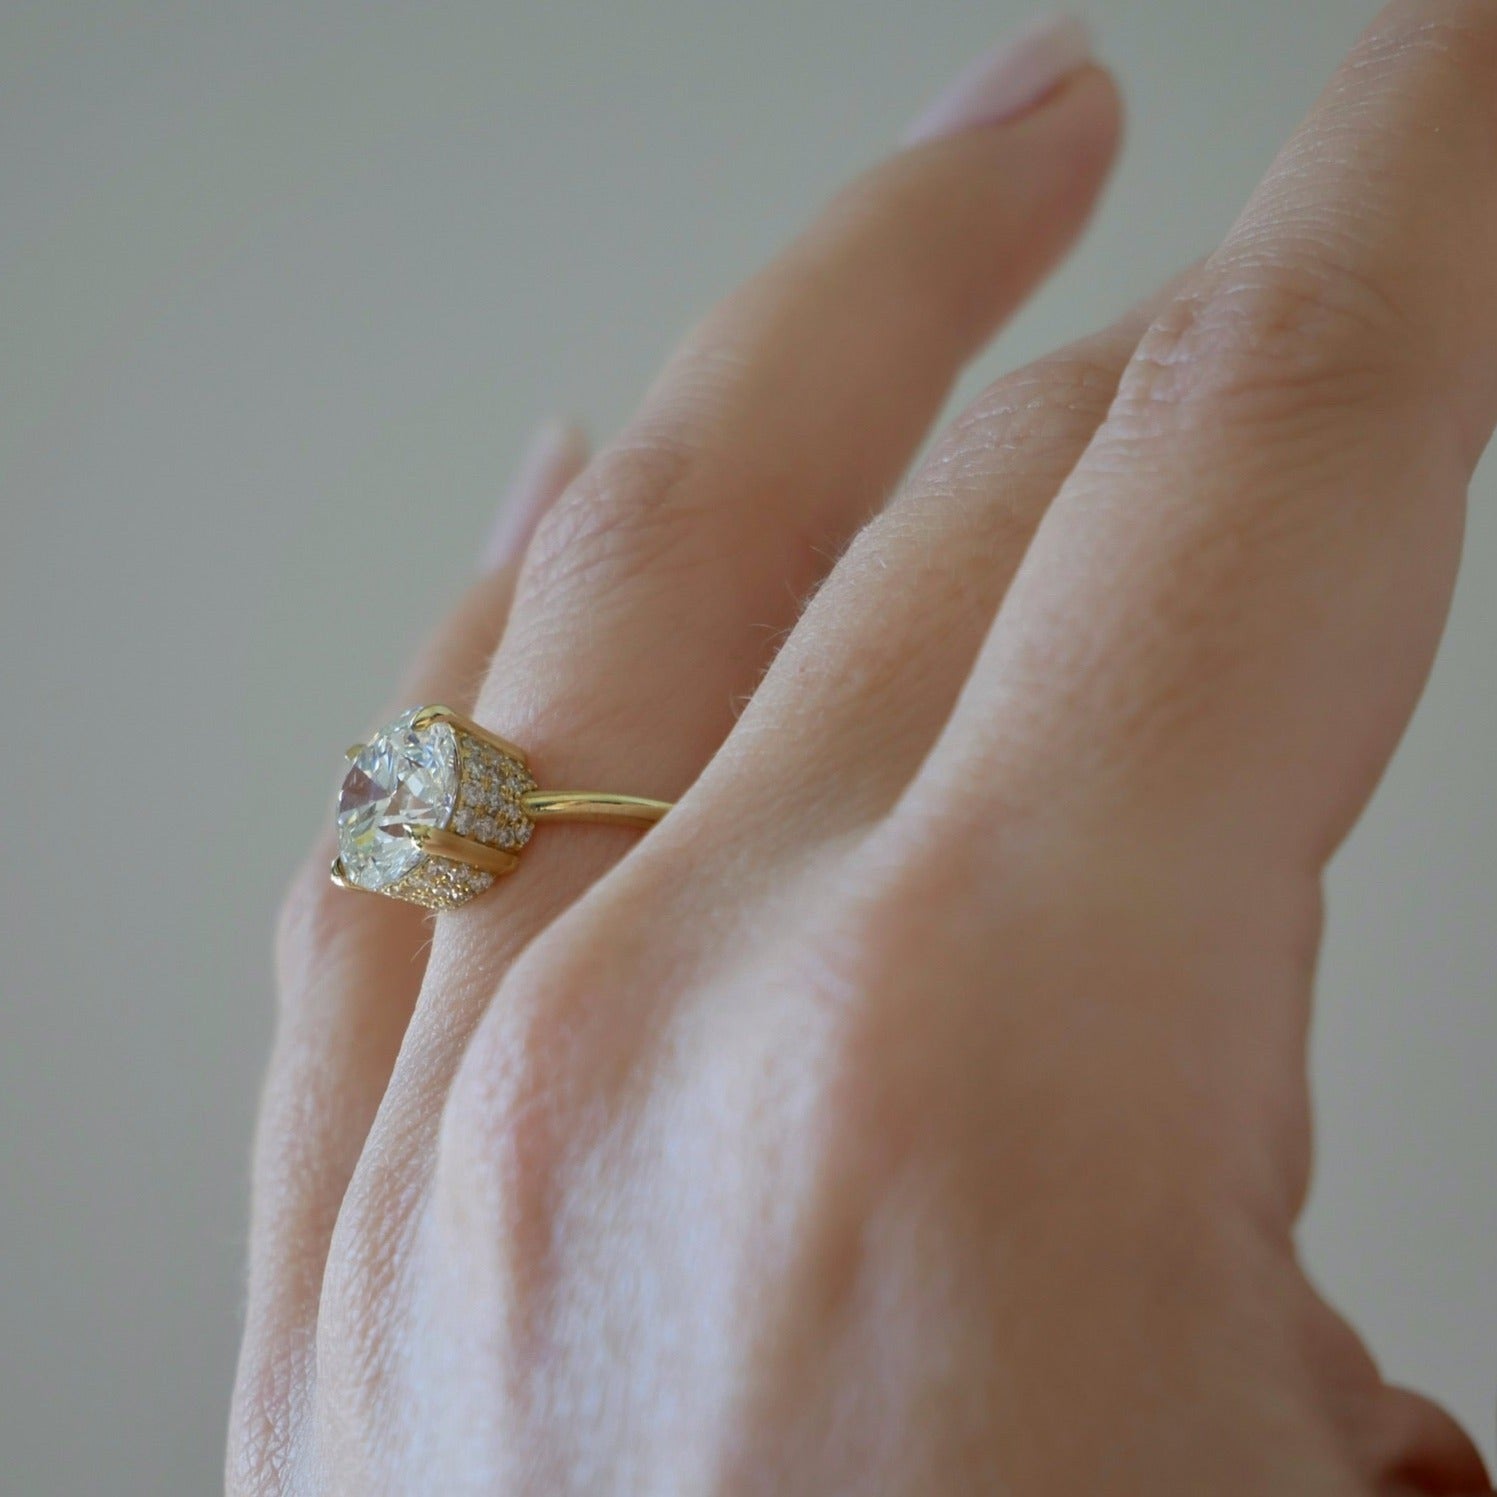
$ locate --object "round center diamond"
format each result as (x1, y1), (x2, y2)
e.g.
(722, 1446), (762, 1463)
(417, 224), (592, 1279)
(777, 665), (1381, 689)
(336, 709), (459, 891)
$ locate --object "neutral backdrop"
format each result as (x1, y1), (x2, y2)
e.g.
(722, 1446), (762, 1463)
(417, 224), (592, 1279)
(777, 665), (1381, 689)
(4, 3), (1493, 1491)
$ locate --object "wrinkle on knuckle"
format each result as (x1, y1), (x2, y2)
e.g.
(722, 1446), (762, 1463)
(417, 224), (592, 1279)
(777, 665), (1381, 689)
(520, 425), (713, 601)
(776, 880), (1026, 1209)
(1114, 253), (1413, 438)
(430, 965), (582, 1295)
(851, 351), (1127, 597)
(979, 350), (1123, 431)
(800, 891), (920, 1024)
(1355, 0), (1497, 97)
(518, 331), (807, 610)
(947, 351), (1122, 475)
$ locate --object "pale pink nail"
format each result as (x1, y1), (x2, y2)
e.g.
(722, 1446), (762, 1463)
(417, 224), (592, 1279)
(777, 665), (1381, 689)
(903, 14), (1095, 145)
(481, 418), (589, 572)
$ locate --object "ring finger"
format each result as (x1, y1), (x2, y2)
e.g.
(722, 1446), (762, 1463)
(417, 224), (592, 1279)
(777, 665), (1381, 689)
(230, 423), (587, 1478)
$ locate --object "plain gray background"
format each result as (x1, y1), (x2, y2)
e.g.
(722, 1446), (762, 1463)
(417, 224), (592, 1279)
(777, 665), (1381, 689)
(4, 2), (1493, 1490)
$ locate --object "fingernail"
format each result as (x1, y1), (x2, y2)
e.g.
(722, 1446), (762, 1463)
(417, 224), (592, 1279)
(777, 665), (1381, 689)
(481, 418), (589, 572)
(903, 14), (1095, 145)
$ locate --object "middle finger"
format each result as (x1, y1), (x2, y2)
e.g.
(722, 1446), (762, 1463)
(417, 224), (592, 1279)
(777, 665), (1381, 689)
(703, 287), (1172, 847)
(461, 59), (1121, 956)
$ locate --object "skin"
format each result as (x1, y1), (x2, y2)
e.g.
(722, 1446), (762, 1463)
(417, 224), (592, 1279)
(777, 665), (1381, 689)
(229, 2), (1497, 1491)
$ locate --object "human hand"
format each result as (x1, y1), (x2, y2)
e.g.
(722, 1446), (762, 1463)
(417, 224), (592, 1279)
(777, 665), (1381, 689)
(231, 6), (1497, 1491)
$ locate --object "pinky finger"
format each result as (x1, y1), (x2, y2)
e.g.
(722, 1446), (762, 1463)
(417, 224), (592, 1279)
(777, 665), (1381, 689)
(227, 418), (588, 1491)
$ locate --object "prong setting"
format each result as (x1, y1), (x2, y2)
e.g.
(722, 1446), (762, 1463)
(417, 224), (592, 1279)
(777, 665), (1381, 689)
(410, 704), (528, 764)
(334, 705), (535, 910)
(331, 705), (666, 912)
(405, 824), (519, 877)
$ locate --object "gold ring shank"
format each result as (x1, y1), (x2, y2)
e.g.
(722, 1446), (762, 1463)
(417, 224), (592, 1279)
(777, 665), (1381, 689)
(520, 790), (671, 830)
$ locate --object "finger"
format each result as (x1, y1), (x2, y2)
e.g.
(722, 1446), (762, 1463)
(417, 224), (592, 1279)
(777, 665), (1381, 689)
(323, 36), (1122, 1400)
(454, 44), (1119, 970)
(229, 421), (587, 1480)
(708, 280), (1186, 847)
(377, 38), (1121, 1103)
(929, 0), (1497, 887)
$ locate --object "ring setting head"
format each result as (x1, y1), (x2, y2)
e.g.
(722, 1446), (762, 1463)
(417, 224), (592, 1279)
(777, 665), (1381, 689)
(332, 706), (535, 910)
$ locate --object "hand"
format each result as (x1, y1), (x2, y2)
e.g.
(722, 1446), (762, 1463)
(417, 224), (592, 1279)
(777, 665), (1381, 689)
(230, 5), (1497, 1492)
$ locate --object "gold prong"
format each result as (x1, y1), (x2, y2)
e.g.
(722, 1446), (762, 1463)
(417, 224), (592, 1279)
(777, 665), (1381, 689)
(330, 856), (401, 897)
(409, 704), (527, 764)
(404, 824), (521, 877)
(345, 744), (366, 761)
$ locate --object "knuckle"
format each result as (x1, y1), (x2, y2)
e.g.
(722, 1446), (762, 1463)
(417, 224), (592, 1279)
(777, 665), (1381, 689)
(430, 961), (583, 1280)
(789, 862), (953, 1060)
(801, 857), (1257, 1226)
(520, 420), (715, 600)
(836, 342), (1129, 615)
(934, 348), (1125, 498)
(1359, 0), (1497, 94)
(964, 348), (1126, 447)
(772, 866), (1054, 1213)
(790, 921), (907, 1060)
(1116, 255), (1412, 433)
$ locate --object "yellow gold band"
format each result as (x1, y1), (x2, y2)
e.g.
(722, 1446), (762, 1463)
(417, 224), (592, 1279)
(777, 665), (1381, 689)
(520, 790), (670, 829)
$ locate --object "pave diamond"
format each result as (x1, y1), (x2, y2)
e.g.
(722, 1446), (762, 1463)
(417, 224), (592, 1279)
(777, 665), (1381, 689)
(336, 709), (459, 891)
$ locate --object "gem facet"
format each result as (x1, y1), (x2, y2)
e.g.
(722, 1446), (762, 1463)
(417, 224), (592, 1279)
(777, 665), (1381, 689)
(336, 709), (459, 890)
